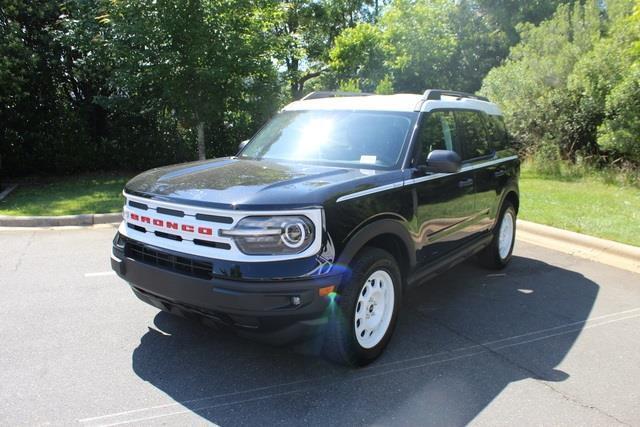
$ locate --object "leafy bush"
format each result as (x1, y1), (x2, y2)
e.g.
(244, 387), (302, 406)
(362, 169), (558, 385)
(481, 0), (640, 167)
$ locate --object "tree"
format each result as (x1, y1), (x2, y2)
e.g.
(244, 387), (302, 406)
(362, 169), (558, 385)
(274, 0), (382, 100)
(327, 0), (508, 93)
(104, 0), (282, 160)
(572, 0), (640, 163)
(481, 0), (639, 164)
(0, 0), (90, 174)
(328, 22), (390, 92)
(474, 0), (572, 43)
(446, 0), (509, 92)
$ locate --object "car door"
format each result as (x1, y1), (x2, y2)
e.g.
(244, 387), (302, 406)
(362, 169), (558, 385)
(407, 110), (477, 265)
(472, 113), (512, 231)
(453, 110), (498, 238)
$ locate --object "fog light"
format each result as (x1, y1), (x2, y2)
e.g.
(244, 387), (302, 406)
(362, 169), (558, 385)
(291, 296), (301, 306)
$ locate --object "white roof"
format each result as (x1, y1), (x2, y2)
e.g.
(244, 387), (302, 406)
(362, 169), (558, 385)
(283, 93), (502, 116)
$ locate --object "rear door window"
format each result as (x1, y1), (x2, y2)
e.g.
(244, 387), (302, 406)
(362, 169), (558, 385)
(486, 115), (508, 152)
(455, 111), (492, 160)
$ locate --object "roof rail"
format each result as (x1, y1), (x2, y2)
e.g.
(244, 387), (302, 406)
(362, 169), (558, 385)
(422, 89), (489, 102)
(301, 91), (375, 101)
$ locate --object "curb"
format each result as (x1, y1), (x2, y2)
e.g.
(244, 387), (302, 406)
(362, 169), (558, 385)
(0, 212), (122, 227)
(517, 220), (640, 274)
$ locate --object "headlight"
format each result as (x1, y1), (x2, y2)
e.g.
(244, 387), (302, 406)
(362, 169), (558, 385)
(220, 216), (315, 255)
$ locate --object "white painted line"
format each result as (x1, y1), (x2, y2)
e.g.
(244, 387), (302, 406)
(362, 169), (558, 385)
(91, 351), (489, 427)
(78, 377), (322, 423)
(84, 271), (116, 278)
(79, 306), (640, 426)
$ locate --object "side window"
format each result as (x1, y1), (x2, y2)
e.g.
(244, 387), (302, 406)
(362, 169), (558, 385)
(486, 115), (508, 152)
(455, 111), (491, 160)
(416, 111), (458, 164)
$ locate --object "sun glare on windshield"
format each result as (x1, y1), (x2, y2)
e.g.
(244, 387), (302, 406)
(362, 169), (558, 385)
(241, 110), (416, 169)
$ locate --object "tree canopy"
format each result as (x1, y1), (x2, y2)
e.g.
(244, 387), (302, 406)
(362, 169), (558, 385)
(482, 0), (640, 164)
(1, 0), (638, 175)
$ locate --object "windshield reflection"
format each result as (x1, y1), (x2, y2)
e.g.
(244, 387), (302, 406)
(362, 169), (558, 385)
(241, 110), (417, 169)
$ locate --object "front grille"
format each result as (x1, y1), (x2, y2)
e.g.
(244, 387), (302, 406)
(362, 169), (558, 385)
(128, 200), (148, 210)
(125, 239), (213, 280)
(157, 207), (184, 217)
(195, 213), (234, 224)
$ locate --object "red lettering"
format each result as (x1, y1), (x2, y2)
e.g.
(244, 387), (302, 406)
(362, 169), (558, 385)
(127, 214), (216, 237)
(198, 227), (213, 236)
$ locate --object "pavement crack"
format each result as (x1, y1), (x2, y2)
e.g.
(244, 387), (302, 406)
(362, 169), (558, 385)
(418, 311), (630, 426)
(11, 231), (35, 272)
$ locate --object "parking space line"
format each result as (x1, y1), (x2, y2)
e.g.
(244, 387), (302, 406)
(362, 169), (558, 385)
(84, 271), (116, 278)
(90, 350), (490, 427)
(78, 307), (640, 426)
(77, 377), (325, 423)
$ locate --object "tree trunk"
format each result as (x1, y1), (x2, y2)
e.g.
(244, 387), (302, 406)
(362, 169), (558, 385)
(196, 121), (206, 160)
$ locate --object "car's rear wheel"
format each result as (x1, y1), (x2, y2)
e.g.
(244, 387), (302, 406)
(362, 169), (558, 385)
(478, 201), (516, 269)
(322, 247), (401, 366)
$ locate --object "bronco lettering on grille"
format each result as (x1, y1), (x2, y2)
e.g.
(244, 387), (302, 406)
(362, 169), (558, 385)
(129, 212), (214, 236)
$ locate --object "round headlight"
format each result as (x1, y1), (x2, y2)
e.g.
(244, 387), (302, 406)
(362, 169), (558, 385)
(220, 215), (315, 255)
(281, 220), (307, 248)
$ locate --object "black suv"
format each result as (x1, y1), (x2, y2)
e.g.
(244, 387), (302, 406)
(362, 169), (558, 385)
(111, 90), (520, 366)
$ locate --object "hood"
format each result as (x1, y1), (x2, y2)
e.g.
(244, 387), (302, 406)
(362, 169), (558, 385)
(125, 157), (402, 210)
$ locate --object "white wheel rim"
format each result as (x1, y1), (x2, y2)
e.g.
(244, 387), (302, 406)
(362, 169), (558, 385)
(498, 211), (515, 260)
(354, 270), (395, 349)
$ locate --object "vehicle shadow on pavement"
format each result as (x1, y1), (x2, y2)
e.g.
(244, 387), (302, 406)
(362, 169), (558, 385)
(131, 255), (598, 425)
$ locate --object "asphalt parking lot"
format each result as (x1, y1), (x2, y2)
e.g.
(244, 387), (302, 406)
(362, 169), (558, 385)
(1, 225), (639, 426)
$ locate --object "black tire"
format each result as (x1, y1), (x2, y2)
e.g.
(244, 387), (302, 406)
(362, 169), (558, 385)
(322, 247), (402, 367)
(478, 201), (517, 270)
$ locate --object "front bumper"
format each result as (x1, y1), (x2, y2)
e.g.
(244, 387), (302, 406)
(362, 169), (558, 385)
(111, 238), (341, 345)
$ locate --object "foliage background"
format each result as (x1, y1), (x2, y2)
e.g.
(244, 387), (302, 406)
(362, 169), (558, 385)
(1, 0), (638, 177)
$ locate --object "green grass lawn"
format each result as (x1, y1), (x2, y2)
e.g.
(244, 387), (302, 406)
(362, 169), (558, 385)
(0, 174), (132, 216)
(519, 169), (640, 247)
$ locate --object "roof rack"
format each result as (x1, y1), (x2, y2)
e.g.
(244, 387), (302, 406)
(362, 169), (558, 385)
(422, 89), (489, 102)
(301, 91), (375, 101)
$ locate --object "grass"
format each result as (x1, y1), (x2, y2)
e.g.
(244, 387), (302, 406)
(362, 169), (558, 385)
(519, 164), (640, 247)
(0, 173), (132, 216)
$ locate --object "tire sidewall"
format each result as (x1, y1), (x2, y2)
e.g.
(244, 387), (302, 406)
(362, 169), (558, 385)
(496, 204), (516, 265)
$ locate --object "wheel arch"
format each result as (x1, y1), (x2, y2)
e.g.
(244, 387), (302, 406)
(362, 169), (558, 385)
(335, 219), (415, 286)
(501, 189), (520, 214)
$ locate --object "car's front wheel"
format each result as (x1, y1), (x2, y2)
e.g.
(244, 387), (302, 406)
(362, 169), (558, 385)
(322, 247), (401, 366)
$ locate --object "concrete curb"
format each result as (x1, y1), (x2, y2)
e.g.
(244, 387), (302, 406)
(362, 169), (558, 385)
(517, 220), (640, 274)
(0, 212), (122, 227)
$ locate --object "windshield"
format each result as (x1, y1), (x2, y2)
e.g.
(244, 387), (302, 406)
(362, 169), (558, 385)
(240, 110), (417, 169)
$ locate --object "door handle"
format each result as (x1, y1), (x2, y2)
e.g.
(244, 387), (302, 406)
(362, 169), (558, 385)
(494, 169), (506, 178)
(458, 178), (474, 188)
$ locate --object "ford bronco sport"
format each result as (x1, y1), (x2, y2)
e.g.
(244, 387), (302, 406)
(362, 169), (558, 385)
(111, 89), (520, 366)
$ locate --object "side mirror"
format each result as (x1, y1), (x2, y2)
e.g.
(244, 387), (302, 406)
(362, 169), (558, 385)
(426, 150), (461, 174)
(237, 139), (249, 155)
